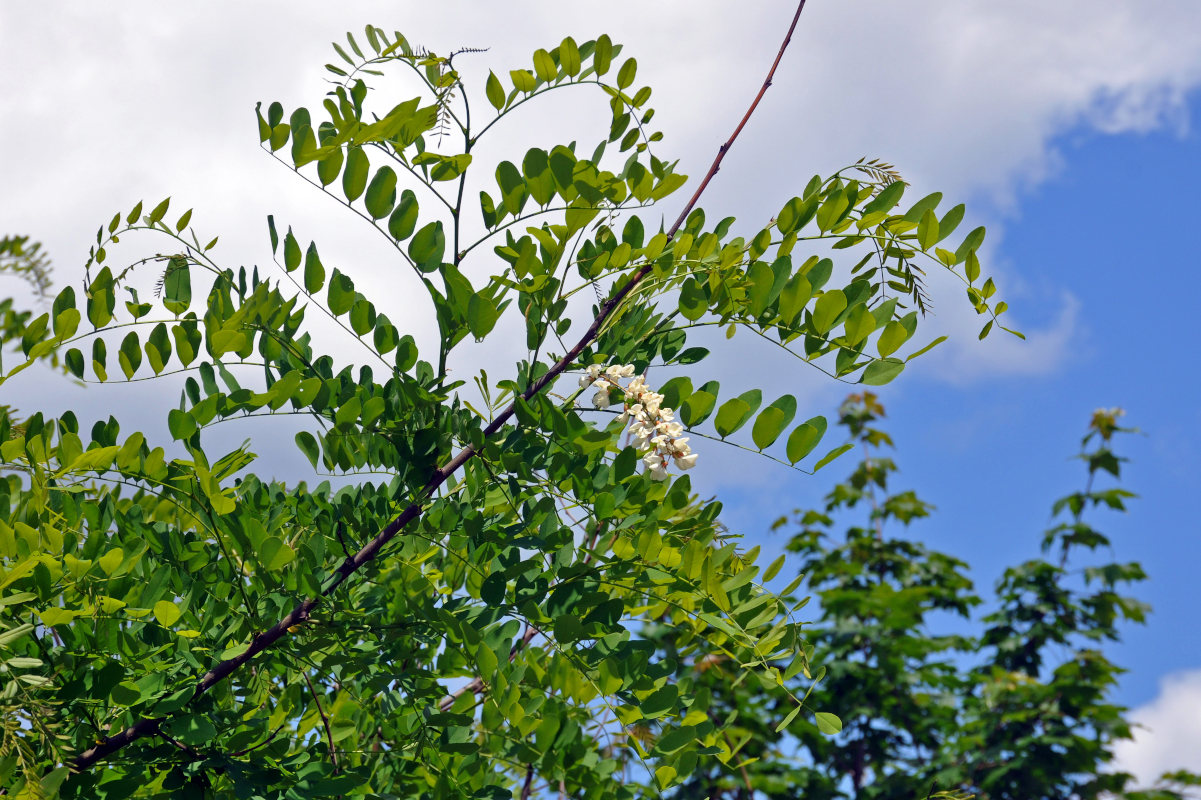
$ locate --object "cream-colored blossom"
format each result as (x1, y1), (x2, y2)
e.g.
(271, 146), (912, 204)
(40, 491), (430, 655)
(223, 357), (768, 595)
(581, 362), (698, 480)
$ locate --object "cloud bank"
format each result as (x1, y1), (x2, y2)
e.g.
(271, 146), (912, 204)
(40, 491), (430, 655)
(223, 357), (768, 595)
(1113, 668), (1201, 786)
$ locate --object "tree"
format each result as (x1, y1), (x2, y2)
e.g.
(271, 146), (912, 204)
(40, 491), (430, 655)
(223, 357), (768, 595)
(665, 394), (1199, 800)
(0, 8), (1018, 798)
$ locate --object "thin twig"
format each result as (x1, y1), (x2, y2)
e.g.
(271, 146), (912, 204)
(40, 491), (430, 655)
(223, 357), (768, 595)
(304, 673), (340, 773)
(68, 0), (809, 771)
(438, 623), (541, 712)
(229, 720), (289, 757)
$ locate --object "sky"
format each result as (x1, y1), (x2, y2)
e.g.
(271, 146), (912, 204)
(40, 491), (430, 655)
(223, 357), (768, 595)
(2, 1), (1199, 785)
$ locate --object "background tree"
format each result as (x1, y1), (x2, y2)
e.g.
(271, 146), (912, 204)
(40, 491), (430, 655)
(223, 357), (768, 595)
(0, 9), (1018, 799)
(667, 395), (1199, 800)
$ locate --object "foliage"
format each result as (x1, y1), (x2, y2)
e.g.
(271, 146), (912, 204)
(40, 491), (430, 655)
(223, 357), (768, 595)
(663, 396), (1198, 800)
(0, 16), (1019, 800)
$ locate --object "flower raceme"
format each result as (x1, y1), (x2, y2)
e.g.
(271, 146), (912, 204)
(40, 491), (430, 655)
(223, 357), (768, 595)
(579, 364), (698, 480)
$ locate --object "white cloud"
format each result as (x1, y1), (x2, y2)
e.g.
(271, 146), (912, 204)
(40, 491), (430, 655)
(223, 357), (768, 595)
(2, 0), (1200, 431)
(1113, 668), (1201, 786)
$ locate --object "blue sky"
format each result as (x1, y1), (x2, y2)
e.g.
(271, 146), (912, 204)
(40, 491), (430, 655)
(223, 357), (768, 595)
(2, 0), (1199, 782)
(720, 94), (1201, 708)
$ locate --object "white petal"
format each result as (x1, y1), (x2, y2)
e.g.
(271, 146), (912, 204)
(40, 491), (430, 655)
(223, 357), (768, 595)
(658, 422), (684, 438)
(593, 389), (611, 409)
(676, 453), (698, 469)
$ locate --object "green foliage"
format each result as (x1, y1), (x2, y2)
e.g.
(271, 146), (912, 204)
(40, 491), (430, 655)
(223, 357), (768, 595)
(0, 235), (53, 300)
(0, 21), (1020, 800)
(662, 398), (1197, 800)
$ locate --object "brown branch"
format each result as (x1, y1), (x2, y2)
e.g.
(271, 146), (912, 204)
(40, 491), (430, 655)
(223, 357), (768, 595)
(303, 673), (339, 773)
(438, 622), (541, 712)
(521, 764), (536, 800)
(69, 0), (808, 772)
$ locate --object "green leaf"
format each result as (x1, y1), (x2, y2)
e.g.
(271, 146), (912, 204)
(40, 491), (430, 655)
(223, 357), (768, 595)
(118, 332), (142, 378)
(97, 548), (124, 576)
(407, 226), (444, 275)
(594, 34), (613, 75)
(616, 57), (637, 89)
(678, 278), (707, 321)
(903, 191), (942, 223)
(533, 48), (557, 82)
(364, 166), (398, 219)
(485, 71), (505, 110)
(905, 335), (947, 361)
(153, 600), (181, 627)
(316, 148), (344, 187)
(327, 269), (355, 316)
(560, 37), (581, 76)
(162, 257), (191, 314)
(785, 416), (827, 464)
(481, 572), (506, 605)
(388, 190), (419, 241)
(148, 197), (171, 224)
(938, 203), (965, 242)
(681, 390), (716, 427)
(876, 320), (908, 357)
(815, 711), (843, 735)
(343, 146), (369, 202)
(814, 442), (854, 472)
(167, 409), (198, 440)
(639, 684), (677, 718)
(762, 554), (786, 583)
(714, 399), (750, 438)
(414, 152), (473, 182)
(510, 69), (536, 93)
(843, 303), (876, 346)
(860, 358), (905, 386)
(304, 243), (326, 294)
(862, 180), (905, 216)
(812, 290), (847, 334)
(775, 705), (801, 733)
(917, 208), (939, 250)
(752, 407), (788, 450)
(39, 608), (77, 626)
(64, 348), (85, 378)
(260, 537), (296, 571)
(295, 431), (320, 469)
(954, 225), (986, 263)
(778, 273), (812, 327)
(283, 230), (301, 272)
(467, 294), (498, 340)
(751, 396), (796, 450)
(965, 250), (981, 283)
(746, 260), (776, 317)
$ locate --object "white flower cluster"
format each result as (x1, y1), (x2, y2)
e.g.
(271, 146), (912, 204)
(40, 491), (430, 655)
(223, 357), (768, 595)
(580, 363), (698, 481)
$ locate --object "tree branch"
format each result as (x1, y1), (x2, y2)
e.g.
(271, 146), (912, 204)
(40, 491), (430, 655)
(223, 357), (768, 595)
(521, 764), (535, 800)
(68, 0), (809, 772)
(304, 673), (339, 773)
